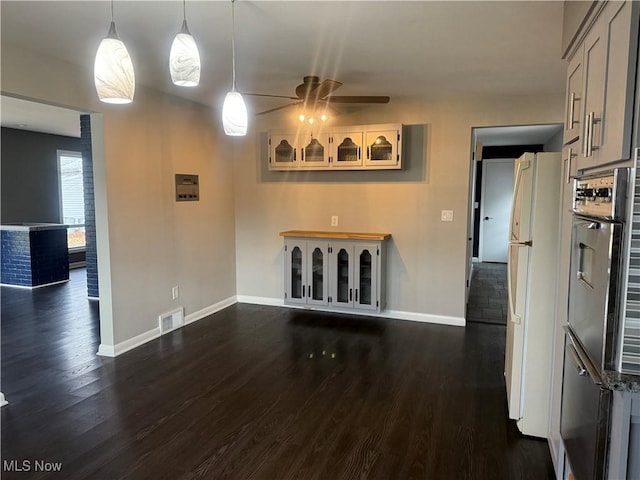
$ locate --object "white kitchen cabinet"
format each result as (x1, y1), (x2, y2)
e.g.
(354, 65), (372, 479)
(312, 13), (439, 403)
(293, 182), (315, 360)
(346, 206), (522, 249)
(567, 0), (639, 172)
(269, 123), (403, 171)
(364, 127), (402, 169)
(284, 239), (329, 306)
(281, 231), (389, 314)
(269, 129), (330, 170)
(329, 130), (364, 169)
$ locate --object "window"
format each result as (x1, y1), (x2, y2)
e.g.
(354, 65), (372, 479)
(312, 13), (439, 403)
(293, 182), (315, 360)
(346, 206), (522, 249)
(57, 150), (85, 249)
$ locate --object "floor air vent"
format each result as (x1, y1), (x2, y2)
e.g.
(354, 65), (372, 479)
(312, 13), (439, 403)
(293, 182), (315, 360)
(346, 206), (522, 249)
(159, 308), (184, 334)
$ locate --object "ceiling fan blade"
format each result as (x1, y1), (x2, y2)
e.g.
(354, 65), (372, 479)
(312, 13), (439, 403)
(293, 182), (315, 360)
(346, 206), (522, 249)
(243, 92), (300, 100)
(314, 79), (343, 100)
(325, 96), (390, 104)
(255, 102), (301, 116)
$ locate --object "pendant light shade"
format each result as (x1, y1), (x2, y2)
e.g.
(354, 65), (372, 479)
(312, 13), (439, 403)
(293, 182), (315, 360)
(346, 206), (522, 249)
(222, 91), (248, 136)
(222, 0), (247, 136)
(170, 1), (200, 87)
(94, 18), (135, 103)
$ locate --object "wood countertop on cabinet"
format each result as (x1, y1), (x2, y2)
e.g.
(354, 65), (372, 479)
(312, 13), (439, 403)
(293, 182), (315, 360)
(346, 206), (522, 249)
(279, 230), (391, 241)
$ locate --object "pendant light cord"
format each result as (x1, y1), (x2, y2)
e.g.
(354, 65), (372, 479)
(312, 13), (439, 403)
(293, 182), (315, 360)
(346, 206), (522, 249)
(183, 0), (186, 22)
(231, 0), (237, 92)
(110, 0), (114, 22)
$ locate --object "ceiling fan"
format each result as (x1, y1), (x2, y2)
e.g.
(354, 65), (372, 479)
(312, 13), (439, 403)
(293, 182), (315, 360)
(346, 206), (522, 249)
(244, 75), (390, 116)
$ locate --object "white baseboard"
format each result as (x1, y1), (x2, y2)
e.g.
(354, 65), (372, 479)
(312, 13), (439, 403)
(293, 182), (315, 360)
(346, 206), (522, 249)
(184, 296), (237, 325)
(0, 392), (7, 407)
(236, 295), (284, 307)
(236, 296), (465, 327)
(97, 295), (237, 358)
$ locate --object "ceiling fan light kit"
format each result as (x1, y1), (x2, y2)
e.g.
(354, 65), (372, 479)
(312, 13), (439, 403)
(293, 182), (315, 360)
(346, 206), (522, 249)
(169, 0), (201, 87)
(94, 1), (135, 104)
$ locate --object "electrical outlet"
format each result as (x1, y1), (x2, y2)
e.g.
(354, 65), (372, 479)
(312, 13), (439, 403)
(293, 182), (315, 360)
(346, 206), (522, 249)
(331, 216), (338, 227)
(172, 286), (179, 300)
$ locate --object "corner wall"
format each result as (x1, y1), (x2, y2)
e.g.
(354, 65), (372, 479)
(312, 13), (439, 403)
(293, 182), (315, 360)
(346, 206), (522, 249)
(233, 94), (565, 321)
(1, 43), (237, 350)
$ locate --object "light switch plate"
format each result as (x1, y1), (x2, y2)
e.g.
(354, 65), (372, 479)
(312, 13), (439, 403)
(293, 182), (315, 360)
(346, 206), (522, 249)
(441, 210), (454, 222)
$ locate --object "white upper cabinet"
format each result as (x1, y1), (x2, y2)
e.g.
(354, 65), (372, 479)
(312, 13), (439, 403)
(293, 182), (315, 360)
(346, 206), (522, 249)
(364, 128), (402, 169)
(330, 131), (364, 169)
(565, 1), (639, 172)
(269, 132), (300, 170)
(269, 123), (403, 171)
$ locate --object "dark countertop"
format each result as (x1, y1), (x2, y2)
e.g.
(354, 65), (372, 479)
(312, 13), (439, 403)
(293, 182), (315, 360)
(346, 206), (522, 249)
(1, 223), (68, 232)
(602, 370), (640, 393)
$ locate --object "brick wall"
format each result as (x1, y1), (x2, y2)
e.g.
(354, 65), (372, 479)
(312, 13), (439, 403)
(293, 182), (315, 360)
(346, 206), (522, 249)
(1, 229), (69, 287)
(80, 115), (99, 299)
(1, 230), (32, 286)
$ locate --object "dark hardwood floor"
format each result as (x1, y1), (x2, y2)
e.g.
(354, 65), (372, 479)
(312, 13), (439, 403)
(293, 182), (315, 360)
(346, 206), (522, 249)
(1, 270), (553, 479)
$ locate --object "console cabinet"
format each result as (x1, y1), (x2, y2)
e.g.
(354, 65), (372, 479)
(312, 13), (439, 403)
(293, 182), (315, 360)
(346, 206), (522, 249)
(269, 123), (402, 171)
(281, 231), (389, 313)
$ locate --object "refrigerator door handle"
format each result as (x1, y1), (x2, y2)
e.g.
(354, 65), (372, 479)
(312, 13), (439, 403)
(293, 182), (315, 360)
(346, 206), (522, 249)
(507, 243), (521, 324)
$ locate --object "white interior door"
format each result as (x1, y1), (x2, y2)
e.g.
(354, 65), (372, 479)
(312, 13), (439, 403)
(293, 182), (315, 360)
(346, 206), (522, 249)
(480, 158), (515, 262)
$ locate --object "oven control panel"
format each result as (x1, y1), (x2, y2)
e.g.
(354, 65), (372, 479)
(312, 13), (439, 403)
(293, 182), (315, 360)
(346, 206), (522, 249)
(573, 169), (628, 220)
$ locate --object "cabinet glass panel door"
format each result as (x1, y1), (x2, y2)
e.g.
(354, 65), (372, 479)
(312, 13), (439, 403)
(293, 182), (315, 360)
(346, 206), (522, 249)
(311, 247), (324, 300)
(270, 133), (299, 170)
(355, 244), (378, 311)
(300, 132), (329, 168)
(365, 130), (399, 167)
(290, 246), (303, 300)
(335, 247), (352, 306)
(301, 244), (326, 306)
(332, 132), (363, 168)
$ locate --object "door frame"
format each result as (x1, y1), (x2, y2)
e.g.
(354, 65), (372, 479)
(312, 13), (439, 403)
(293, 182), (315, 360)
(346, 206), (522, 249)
(479, 158), (515, 263)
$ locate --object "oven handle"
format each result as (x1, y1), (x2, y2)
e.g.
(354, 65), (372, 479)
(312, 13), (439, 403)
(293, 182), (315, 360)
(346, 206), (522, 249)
(567, 344), (587, 376)
(563, 325), (603, 385)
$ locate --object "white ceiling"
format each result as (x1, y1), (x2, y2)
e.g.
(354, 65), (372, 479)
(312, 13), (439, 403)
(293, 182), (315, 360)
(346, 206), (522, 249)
(0, 1), (568, 141)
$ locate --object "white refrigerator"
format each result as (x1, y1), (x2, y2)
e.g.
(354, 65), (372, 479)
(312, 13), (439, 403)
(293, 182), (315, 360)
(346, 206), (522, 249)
(505, 152), (561, 438)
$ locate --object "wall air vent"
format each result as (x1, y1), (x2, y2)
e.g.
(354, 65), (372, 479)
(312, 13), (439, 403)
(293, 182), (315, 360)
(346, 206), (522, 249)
(159, 307), (184, 334)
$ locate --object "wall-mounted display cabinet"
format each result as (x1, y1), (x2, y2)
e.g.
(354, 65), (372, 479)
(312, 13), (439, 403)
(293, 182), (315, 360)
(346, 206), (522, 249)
(269, 123), (403, 171)
(281, 230), (390, 314)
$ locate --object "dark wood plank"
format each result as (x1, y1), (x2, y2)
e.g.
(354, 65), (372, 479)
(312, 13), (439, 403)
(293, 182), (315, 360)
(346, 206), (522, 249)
(1, 269), (554, 479)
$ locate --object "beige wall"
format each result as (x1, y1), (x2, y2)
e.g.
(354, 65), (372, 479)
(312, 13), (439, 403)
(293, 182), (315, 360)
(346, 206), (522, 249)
(1, 43), (237, 347)
(234, 94), (565, 320)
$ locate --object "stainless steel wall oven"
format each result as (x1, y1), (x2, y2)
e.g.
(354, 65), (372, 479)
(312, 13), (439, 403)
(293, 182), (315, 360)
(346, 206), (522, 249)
(561, 168), (629, 480)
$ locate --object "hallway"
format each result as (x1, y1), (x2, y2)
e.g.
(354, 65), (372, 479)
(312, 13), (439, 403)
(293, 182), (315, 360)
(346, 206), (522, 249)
(467, 262), (508, 325)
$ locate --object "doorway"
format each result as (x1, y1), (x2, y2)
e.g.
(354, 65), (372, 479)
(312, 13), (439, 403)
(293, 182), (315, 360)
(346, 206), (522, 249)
(465, 123), (563, 320)
(479, 158), (515, 263)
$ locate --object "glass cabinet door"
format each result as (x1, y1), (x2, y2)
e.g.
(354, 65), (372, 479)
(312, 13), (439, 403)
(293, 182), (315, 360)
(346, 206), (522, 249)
(332, 244), (353, 308)
(300, 132), (330, 168)
(306, 242), (329, 305)
(365, 129), (399, 167)
(331, 132), (363, 168)
(286, 244), (306, 304)
(354, 244), (378, 311)
(269, 133), (299, 170)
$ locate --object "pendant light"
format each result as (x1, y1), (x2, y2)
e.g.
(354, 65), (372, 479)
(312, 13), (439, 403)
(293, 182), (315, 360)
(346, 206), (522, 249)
(170, 0), (201, 86)
(94, 0), (135, 104)
(222, 0), (248, 136)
